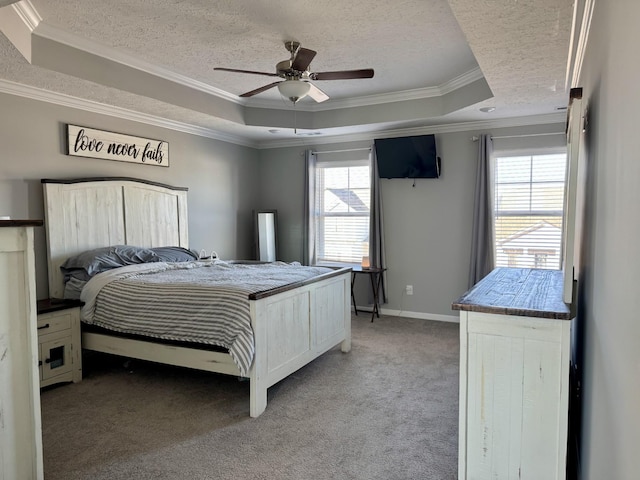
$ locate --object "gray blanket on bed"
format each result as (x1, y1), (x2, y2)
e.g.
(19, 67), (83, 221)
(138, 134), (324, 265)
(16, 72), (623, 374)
(80, 261), (333, 376)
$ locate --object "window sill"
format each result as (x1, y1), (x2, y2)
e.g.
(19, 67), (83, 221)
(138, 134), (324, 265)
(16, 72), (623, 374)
(316, 261), (360, 268)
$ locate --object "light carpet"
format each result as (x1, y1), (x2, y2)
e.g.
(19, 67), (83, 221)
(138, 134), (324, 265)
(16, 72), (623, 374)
(40, 314), (459, 480)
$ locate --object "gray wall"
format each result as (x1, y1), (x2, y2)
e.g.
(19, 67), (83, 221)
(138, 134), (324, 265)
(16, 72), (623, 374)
(258, 123), (566, 319)
(576, 0), (640, 478)
(0, 92), (260, 300)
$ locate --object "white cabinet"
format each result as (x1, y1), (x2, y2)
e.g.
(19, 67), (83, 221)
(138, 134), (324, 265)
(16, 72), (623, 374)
(37, 300), (82, 388)
(0, 221), (44, 480)
(454, 268), (573, 480)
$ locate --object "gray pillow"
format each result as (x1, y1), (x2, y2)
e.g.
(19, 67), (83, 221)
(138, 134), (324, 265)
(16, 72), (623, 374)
(150, 246), (198, 262)
(60, 245), (159, 283)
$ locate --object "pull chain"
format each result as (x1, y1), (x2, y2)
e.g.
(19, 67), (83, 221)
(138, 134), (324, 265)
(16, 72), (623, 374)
(293, 102), (297, 134)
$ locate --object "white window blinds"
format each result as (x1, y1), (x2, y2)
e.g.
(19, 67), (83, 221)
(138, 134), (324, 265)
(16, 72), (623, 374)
(494, 153), (567, 269)
(315, 160), (371, 264)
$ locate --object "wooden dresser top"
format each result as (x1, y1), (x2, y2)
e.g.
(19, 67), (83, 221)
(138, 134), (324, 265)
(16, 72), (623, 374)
(452, 267), (572, 320)
(0, 220), (43, 227)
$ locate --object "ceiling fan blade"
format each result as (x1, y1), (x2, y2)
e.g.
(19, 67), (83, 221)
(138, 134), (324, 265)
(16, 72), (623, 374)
(306, 82), (329, 103)
(214, 67), (279, 78)
(312, 69), (374, 81)
(291, 48), (317, 72)
(239, 81), (281, 98)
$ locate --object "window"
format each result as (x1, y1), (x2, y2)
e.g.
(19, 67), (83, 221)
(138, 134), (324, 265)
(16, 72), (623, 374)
(314, 160), (371, 264)
(494, 152), (567, 269)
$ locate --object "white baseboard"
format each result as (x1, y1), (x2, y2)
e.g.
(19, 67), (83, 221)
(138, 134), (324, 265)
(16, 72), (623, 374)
(352, 306), (460, 324)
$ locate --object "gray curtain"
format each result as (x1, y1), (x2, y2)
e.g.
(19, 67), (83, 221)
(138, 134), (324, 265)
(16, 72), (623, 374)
(302, 149), (317, 265)
(468, 134), (495, 287)
(369, 147), (387, 302)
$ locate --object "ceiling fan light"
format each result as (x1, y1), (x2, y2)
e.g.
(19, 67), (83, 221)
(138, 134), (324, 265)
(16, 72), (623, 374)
(277, 80), (311, 103)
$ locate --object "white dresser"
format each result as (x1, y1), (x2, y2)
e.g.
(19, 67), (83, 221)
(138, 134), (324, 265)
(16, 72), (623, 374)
(0, 220), (44, 480)
(453, 268), (573, 480)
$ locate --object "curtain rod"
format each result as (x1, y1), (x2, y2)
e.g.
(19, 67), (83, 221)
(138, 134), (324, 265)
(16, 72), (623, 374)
(311, 147), (371, 154)
(471, 132), (565, 141)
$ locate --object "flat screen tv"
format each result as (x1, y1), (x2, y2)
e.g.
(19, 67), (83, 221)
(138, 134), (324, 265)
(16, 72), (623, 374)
(374, 134), (440, 179)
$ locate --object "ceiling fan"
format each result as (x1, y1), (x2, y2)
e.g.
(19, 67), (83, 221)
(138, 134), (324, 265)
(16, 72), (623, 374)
(215, 41), (374, 103)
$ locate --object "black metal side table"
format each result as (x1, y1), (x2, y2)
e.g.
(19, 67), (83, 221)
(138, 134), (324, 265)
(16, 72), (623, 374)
(351, 266), (387, 322)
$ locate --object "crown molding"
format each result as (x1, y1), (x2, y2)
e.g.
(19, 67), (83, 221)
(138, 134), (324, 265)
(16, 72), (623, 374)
(0, 0), (39, 61)
(0, 79), (257, 147)
(256, 112), (566, 149)
(438, 67), (485, 95)
(11, 0), (40, 31)
(566, 0), (595, 88)
(0, 77), (564, 151)
(247, 85), (442, 112)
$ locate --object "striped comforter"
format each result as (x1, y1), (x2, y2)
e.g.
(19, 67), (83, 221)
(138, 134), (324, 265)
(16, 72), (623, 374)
(80, 261), (333, 376)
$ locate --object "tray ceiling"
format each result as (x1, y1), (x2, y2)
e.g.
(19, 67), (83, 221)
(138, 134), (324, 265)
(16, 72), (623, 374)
(0, 0), (576, 147)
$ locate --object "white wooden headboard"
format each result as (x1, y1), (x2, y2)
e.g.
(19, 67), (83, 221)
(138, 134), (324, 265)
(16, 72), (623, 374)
(42, 177), (189, 298)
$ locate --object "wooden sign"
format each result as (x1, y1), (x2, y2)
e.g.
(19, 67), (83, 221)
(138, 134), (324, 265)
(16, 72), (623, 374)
(66, 125), (169, 167)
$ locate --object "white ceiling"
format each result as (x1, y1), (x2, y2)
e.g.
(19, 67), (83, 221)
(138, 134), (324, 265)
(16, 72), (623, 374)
(0, 0), (576, 147)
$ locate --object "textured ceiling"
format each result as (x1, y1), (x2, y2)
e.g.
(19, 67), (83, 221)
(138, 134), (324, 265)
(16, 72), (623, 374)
(35, 0), (478, 98)
(0, 0), (576, 146)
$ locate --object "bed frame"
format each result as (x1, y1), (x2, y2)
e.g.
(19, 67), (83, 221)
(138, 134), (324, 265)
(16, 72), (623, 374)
(41, 177), (351, 417)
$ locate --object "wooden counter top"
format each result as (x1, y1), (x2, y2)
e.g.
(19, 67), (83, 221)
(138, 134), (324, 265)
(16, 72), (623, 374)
(452, 267), (572, 320)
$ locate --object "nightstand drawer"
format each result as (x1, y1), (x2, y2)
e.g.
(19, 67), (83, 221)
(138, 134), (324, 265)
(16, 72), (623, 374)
(37, 310), (72, 334)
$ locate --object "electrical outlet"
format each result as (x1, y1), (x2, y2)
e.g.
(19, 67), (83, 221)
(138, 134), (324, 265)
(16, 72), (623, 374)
(405, 285), (413, 295)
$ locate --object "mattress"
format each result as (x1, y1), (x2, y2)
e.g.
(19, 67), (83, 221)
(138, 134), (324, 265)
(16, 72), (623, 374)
(80, 260), (333, 375)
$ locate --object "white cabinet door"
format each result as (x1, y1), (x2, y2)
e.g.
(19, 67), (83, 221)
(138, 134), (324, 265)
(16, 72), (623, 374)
(40, 335), (73, 382)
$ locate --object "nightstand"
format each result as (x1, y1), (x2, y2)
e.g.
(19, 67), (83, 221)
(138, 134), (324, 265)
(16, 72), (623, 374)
(36, 299), (83, 388)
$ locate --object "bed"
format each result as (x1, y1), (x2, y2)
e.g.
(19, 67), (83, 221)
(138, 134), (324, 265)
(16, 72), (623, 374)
(41, 177), (351, 417)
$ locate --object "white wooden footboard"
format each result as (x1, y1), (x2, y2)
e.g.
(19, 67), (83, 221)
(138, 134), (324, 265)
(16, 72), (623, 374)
(248, 270), (351, 417)
(79, 270), (351, 418)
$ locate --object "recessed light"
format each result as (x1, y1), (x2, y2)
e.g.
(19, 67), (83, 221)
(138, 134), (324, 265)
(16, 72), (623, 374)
(479, 107), (496, 113)
(268, 129), (280, 134)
